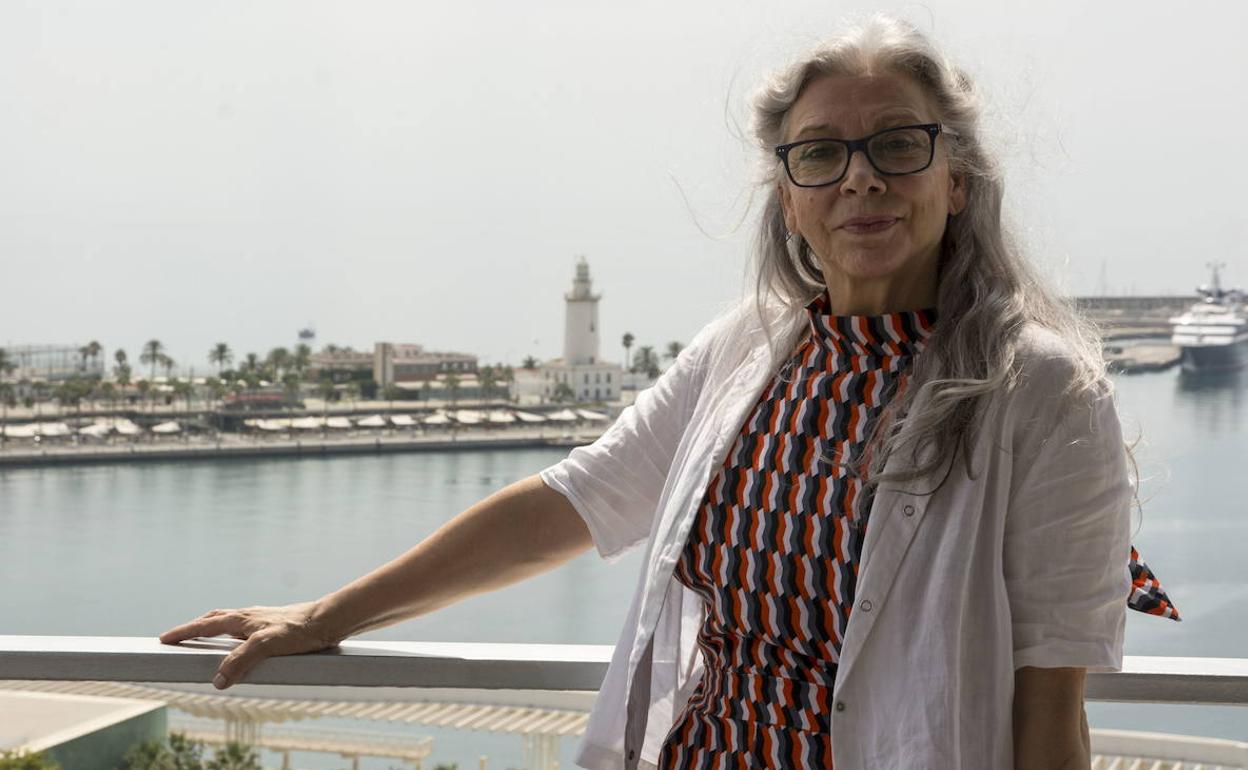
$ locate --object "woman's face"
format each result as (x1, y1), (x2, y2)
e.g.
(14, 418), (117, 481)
(778, 72), (966, 300)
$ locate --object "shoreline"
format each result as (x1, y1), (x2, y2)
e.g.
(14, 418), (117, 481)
(0, 428), (604, 468)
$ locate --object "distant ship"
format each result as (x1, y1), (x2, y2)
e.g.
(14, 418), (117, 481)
(1169, 263), (1247, 373)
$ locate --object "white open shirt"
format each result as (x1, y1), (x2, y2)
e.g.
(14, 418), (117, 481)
(539, 298), (1131, 770)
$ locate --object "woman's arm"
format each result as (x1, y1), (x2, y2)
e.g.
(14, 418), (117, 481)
(1013, 666), (1091, 770)
(160, 474), (593, 688)
(309, 473), (593, 639)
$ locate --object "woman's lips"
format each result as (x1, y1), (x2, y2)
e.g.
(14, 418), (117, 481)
(841, 217), (899, 234)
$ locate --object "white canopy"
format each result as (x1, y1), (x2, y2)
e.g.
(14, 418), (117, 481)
(114, 419), (142, 436)
(545, 409), (579, 422)
(422, 412), (451, 425)
(2, 424), (38, 439)
(78, 423), (112, 438)
(390, 414), (417, 427)
(356, 415), (387, 428)
(575, 409), (609, 422)
(325, 416), (353, 430)
(150, 421), (181, 434)
(512, 410), (547, 423)
(290, 416), (325, 430)
(452, 410), (483, 424)
(486, 410), (516, 424)
(36, 422), (72, 437)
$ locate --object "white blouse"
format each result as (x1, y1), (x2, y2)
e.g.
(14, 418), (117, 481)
(539, 298), (1132, 770)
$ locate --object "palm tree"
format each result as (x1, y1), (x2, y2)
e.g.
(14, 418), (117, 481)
(478, 365), (497, 403)
(204, 741), (262, 770)
(172, 379), (194, 415)
(136, 380), (152, 413)
(266, 347), (291, 380)
(522, 355), (539, 370)
(292, 343), (312, 379)
(140, 340), (165, 383)
(208, 343), (233, 377)
(205, 377), (226, 410)
(97, 382), (117, 418)
(77, 340), (102, 376)
(0, 347), (16, 379)
(552, 381), (576, 404)
(500, 364), (516, 403)
(444, 372), (460, 408)
(622, 332), (635, 370)
(281, 372), (301, 405)
(665, 341), (683, 363)
(0, 382), (15, 446)
(343, 381), (361, 412)
(632, 345), (659, 377)
(243, 352), (260, 375)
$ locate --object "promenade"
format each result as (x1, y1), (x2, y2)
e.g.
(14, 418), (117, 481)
(0, 424), (606, 468)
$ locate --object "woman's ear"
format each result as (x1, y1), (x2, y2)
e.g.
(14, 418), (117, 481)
(778, 183), (799, 234)
(948, 171), (968, 216)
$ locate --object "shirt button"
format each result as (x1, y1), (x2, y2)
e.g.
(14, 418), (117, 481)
(902, 504), (915, 516)
(628, 749), (636, 760)
(859, 599), (873, 612)
(835, 700), (846, 712)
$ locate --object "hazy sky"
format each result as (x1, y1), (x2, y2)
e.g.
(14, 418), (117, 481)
(3, 0), (1245, 372)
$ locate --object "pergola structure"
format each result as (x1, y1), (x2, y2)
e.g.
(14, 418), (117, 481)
(1, 679), (586, 770)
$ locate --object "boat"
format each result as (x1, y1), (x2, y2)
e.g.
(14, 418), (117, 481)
(1169, 263), (1247, 373)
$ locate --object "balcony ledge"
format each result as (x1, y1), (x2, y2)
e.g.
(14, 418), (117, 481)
(2, 636), (1247, 706)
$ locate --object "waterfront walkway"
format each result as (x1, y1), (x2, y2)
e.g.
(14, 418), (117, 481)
(0, 426), (605, 468)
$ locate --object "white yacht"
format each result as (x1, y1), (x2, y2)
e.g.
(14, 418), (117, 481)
(1169, 262), (1248, 372)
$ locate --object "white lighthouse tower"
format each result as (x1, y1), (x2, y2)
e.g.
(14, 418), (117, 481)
(563, 256), (601, 365)
(529, 256), (622, 405)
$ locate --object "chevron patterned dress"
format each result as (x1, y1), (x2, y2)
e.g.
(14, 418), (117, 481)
(656, 291), (1179, 770)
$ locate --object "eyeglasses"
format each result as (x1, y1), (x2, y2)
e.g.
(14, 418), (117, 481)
(774, 123), (956, 188)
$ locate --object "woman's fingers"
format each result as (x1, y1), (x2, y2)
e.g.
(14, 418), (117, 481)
(158, 603), (332, 690)
(158, 611), (251, 645)
(213, 633), (274, 690)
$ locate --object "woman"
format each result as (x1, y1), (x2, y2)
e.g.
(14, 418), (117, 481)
(160, 16), (1179, 770)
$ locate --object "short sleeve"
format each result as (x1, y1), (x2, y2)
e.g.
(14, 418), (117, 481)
(1005, 375), (1133, 673)
(538, 318), (720, 564)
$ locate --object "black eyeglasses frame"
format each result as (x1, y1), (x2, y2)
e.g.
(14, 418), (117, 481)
(773, 123), (957, 188)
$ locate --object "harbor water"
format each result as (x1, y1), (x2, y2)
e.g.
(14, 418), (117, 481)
(2, 365), (1245, 768)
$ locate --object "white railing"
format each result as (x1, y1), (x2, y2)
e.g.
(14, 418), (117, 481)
(3, 636), (1248, 766)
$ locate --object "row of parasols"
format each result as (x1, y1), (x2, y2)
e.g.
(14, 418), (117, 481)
(0, 409), (611, 440)
(241, 408), (609, 432)
(2, 418), (170, 439)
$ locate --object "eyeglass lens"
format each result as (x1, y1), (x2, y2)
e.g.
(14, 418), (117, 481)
(787, 127), (933, 186)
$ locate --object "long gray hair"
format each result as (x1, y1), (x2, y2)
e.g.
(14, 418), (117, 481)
(749, 14), (1114, 491)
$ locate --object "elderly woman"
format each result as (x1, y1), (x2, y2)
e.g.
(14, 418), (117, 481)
(161, 15), (1180, 770)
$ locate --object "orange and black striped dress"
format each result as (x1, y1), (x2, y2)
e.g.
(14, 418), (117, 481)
(656, 291), (1179, 770)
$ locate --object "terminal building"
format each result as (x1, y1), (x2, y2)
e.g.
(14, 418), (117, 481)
(0, 344), (105, 382)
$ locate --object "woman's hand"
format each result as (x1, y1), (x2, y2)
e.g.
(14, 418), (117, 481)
(158, 601), (341, 690)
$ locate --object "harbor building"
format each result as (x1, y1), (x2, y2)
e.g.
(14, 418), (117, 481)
(540, 258), (623, 403)
(373, 343), (477, 388)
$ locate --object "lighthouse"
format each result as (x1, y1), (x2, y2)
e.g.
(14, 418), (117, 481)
(563, 256), (601, 365)
(527, 256), (622, 405)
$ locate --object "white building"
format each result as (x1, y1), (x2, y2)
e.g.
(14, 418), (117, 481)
(539, 258), (624, 404)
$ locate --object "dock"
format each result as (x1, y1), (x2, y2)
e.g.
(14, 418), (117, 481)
(1105, 344), (1181, 374)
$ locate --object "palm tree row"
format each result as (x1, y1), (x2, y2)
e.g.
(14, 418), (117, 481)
(621, 333), (682, 378)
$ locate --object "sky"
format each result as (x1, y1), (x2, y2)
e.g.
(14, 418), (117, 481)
(2, 0), (1245, 373)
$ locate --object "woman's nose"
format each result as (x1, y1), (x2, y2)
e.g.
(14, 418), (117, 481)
(839, 150), (886, 195)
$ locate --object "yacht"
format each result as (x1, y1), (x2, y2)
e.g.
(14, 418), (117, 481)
(1169, 262), (1248, 372)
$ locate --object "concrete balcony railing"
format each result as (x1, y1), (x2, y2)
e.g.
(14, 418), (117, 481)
(2, 636), (1248, 768)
